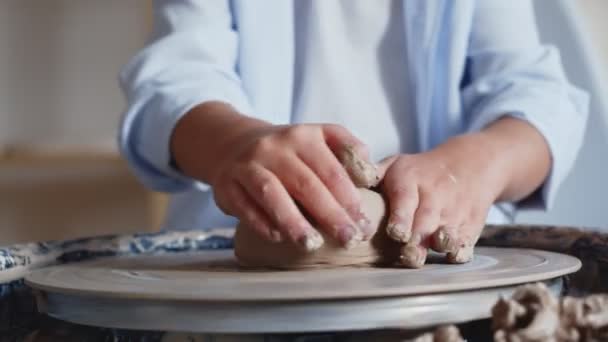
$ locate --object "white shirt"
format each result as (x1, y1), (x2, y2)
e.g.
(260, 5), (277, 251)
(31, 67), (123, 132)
(292, 0), (418, 161)
(119, 1), (588, 231)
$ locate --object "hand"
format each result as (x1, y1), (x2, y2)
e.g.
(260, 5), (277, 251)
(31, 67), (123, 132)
(378, 134), (505, 267)
(209, 122), (376, 251)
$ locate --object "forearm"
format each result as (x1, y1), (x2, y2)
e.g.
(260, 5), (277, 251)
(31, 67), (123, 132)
(477, 116), (551, 202)
(170, 101), (270, 185)
(428, 116), (551, 204)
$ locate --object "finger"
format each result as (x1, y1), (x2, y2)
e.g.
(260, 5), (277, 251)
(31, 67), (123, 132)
(431, 225), (461, 253)
(399, 241), (428, 268)
(297, 143), (371, 234)
(384, 183), (419, 243)
(447, 245), (474, 264)
(447, 210), (486, 263)
(410, 190), (442, 245)
(237, 164), (324, 251)
(322, 124), (371, 165)
(275, 155), (364, 248)
(430, 188), (465, 252)
(216, 181), (282, 243)
(376, 155), (399, 181)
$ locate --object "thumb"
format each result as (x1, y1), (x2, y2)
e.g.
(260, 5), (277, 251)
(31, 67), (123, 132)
(376, 155), (399, 181)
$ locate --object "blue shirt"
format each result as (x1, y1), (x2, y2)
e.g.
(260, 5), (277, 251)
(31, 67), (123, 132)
(119, 0), (589, 231)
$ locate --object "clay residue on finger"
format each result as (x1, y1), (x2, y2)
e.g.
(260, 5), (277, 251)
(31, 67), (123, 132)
(432, 227), (459, 253)
(339, 145), (380, 188)
(446, 244), (474, 264)
(445, 231), (480, 264)
(386, 222), (411, 243)
(399, 242), (427, 269)
(297, 230), (325, 252)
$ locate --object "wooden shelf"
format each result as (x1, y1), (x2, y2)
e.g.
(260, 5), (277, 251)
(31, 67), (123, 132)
(0, 143), (168, 245)
(0, 143), (122, 165)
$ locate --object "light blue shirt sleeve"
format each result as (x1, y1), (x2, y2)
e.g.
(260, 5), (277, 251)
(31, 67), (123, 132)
(118, 0), (252, 193)
(462, 0), (590, 210)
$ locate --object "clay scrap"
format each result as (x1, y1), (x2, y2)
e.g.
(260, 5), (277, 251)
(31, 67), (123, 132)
(493, 282), (608, 342)
(406, 283), (608, 342)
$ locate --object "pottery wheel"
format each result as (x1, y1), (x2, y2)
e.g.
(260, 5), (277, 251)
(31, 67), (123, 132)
(26, 247), (580, 333)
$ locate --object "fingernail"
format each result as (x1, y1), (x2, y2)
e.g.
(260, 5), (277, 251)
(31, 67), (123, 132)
(400, 245), (427, 268)
(357, 218), (375, 240)
(298, 230), (325, 252)
(345, 229), (364, 249)
(447, 245), (474, 264)
(338, 225), (363, 249)
(386, 222), (411, 243)
(348, 207), (374, 239)
(269, 229), (283, 243)
(434, 228), (456, 252)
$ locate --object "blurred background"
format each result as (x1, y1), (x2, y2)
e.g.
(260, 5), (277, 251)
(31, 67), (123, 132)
(0, 0), (606, 245)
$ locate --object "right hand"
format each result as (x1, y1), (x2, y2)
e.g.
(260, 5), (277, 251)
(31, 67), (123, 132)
(211, 122), (374, 251)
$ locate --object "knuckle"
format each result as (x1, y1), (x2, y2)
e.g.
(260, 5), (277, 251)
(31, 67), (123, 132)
(386, 185), (408, 198)
(253, 176), (275, 198)
(439, 208), (456, 222)
(323, 167), (346, 186)
(250, 137), (276, 157)
(416, 204), (437, 218)
(398, 165), (419, 180)
(291, 174), (317, 198)
(437, 175), (458, 190)
(284, 125), (309, 142)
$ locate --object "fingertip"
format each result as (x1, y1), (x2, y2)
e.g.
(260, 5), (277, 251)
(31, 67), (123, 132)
(399, 244), (427, 268)
(447, 245), (475, 264)
(346, 206), (375, 240)
(386, 222), (411, 243)
(296, 229), (325, 252)
(431, 227), (459, 253)
(336, 225), (364, 249)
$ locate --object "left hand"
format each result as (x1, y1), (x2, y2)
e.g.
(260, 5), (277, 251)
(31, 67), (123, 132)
(378, 134), (506, 267)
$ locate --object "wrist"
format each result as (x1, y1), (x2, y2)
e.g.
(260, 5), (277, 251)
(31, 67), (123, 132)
(170, 101), (271, 185)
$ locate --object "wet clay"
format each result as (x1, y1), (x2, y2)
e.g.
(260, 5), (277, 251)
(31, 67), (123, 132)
(233, 145), (474, 269)
(234, 188), (402, 269)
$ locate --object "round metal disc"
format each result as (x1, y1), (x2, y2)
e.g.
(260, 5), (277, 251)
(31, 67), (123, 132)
(26, 247), (581, 333)
(27, 247), (580, 301)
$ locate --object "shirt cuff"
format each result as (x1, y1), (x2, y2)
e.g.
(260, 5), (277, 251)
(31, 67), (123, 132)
(119, 74), (253, 193)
